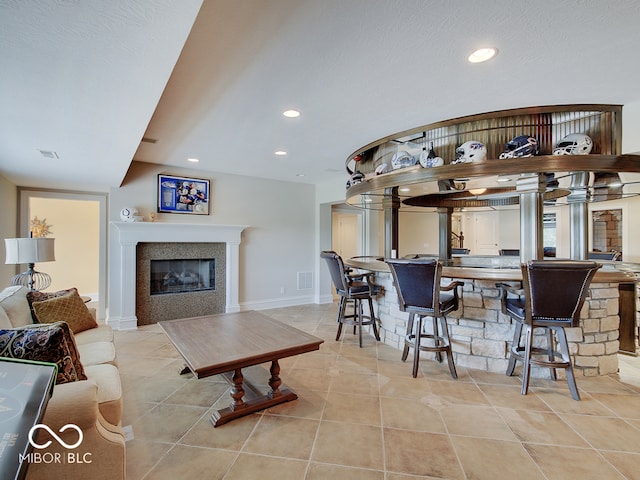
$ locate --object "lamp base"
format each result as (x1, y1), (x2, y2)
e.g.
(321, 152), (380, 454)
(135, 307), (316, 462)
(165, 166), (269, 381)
(10, 264), (51, 291)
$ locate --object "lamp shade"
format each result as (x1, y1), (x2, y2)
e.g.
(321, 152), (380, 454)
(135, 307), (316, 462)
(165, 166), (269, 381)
(5, 238), (56, 264)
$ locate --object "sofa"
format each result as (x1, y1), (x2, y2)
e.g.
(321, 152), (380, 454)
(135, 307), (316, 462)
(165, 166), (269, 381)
(0, 285), (125, 480)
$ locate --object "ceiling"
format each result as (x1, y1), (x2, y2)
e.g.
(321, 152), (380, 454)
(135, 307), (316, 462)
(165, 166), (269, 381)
(3, 0), (640, 192)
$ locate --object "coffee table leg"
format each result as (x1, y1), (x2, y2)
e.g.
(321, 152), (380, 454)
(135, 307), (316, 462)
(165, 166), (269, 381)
(211, 362), (298, 427)
(268, 360), (282, 398)
(230, 368), (246, 411)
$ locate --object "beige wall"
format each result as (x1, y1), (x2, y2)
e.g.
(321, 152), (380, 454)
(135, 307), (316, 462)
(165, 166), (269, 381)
(0, 173), (18, 285)
(28, 197), (100, 295)
(109, 161), (316, 311)
(399, 210), (439, 256)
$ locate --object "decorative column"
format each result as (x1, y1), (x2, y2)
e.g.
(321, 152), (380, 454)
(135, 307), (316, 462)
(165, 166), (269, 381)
(438, 207), (453, 260)
(517, 173), (545, 262)
(569, 172), (588, 260)
(383, 187), (400, 258)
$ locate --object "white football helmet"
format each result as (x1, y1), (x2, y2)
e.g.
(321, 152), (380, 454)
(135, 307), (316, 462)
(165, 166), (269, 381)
(553, 133), (593, 155)
(345, 171), (365, 188)
(453, 141), (487, 164)
(391, 151), (416, 170)
(374, 163), (390, 175)
(419, 150), (444, 168)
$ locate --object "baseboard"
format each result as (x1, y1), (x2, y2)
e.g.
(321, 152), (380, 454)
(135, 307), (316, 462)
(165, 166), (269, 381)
(107, 315), (138, 331)
(240, 294), (316, 311)
(317, 294), (334, 304)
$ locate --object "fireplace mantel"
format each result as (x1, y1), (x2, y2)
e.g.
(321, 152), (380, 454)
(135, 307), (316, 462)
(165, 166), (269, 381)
(108, 222), (248, 330)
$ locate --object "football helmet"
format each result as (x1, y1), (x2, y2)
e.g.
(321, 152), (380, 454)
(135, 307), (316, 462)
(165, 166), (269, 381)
(419, 148), (444, 168)
(346, 171), (365, 189)
(553, 133), (593, 155)
(391, 151), (416, 170)
(453, 141), (487, 164)
(499, 135), (539, 159)
(374, 163), (390, 175)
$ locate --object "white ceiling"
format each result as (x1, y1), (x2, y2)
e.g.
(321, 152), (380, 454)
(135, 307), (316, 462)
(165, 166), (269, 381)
(3, 0), (640, 192)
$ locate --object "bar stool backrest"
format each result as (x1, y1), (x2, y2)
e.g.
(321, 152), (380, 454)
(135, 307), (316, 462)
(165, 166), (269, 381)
(522, 260), (602, 326)
(587, 251), (620, 261)
(386, 259), (441, 315)
(320, 251), (349, 295)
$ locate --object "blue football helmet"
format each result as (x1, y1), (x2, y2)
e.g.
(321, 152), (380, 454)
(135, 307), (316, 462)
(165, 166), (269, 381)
(499, 135), (539, 159)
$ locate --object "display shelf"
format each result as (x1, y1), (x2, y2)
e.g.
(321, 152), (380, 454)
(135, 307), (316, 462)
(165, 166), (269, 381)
(344, 105), (640, 211)
(346, 154), (640, 210)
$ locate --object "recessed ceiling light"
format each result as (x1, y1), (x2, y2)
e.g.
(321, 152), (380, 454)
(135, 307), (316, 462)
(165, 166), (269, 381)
(296, 173), (305, 177)
(283, 109), (301, 118)
(187, 158), (199, 163)
(468, 47), (497, 63)
(275, 150), (287, 156)
(399, 187), (410, 193)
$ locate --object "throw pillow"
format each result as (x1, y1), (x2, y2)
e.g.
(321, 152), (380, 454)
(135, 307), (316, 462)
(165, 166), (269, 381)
(0, 286), (32, 327)
(0, 321), (87, 384)
(31, 290), (98, 334)
(27, 287), (76, 322)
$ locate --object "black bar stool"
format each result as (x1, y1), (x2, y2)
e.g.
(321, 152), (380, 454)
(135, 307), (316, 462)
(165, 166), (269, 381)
(320, 251), (381, 347)
(497, 260), (601, 400)
(386, 258), (463, 378)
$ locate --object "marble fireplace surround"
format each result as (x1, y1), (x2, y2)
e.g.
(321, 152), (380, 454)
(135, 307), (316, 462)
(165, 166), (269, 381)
(109, 222), (247, 330)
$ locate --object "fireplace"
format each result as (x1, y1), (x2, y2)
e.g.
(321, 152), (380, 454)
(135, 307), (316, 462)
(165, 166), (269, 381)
(150, 258), (215, 295)
(136, 242), (225, 325)
(109, 222), (247, 330)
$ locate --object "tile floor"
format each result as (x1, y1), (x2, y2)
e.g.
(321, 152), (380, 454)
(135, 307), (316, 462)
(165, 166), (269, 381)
(115, 303), (640, 480)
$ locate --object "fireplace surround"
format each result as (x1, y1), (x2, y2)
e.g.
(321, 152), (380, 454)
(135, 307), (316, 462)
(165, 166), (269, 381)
(136, 243), (225, 325)
(109, 222), (247, 330)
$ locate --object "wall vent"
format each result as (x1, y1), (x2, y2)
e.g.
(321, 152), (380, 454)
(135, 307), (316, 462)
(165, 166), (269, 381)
(297, 271), (313, 290)
(38, 150), (58, 159)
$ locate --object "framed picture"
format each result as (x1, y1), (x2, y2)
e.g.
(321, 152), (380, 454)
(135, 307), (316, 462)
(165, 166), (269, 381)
(157, 174), (210, 215)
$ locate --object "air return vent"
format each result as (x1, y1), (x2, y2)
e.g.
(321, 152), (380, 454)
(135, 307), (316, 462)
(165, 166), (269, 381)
(297, 272), (313, 290)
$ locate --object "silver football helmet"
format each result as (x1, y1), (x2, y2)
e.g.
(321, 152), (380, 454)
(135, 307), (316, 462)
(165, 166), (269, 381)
(553, 133), (593, 155)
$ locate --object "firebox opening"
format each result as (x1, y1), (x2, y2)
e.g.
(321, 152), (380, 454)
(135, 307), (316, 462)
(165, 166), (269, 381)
(150, 258), (215, 295)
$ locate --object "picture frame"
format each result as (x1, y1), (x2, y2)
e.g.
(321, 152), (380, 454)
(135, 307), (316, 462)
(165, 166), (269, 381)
(157, 174), (210, 215)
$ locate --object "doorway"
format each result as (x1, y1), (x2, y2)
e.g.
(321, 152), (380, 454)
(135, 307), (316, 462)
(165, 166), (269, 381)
(474, 211), (499, 255)
(19, 189), (107, 319)
(330, 205), (363, 300)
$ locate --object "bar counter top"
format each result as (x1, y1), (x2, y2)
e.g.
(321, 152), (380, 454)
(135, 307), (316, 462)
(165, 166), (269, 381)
(342, 254), (639, 376)
(344, 255), (639, 283)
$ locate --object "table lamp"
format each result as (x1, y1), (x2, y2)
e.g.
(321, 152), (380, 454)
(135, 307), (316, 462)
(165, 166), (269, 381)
(4, 237), (56, 291)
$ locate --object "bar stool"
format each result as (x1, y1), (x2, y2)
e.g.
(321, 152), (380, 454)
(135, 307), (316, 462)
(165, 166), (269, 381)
(497, 260), (601, 400)
(320, 251), (381, 347)
(386, 258), (463, 378)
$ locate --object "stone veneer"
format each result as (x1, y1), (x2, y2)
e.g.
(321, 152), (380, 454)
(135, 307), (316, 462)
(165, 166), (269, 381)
(372, 272), (621, 377)
(136, 242), (226, 325)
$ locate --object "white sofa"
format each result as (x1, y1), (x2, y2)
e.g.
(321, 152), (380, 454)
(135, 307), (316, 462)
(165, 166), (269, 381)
(0, 285), (125, 480)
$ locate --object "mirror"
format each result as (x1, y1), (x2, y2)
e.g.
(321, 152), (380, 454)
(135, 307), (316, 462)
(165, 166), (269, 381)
(592, 209), (622, 260)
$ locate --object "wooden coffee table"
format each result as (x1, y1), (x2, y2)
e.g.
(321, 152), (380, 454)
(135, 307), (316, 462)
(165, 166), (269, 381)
(159, 311), (324, 427)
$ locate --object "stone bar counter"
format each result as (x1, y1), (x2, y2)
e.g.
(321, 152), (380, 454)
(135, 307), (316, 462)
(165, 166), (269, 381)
(345, 256), (638, 377)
